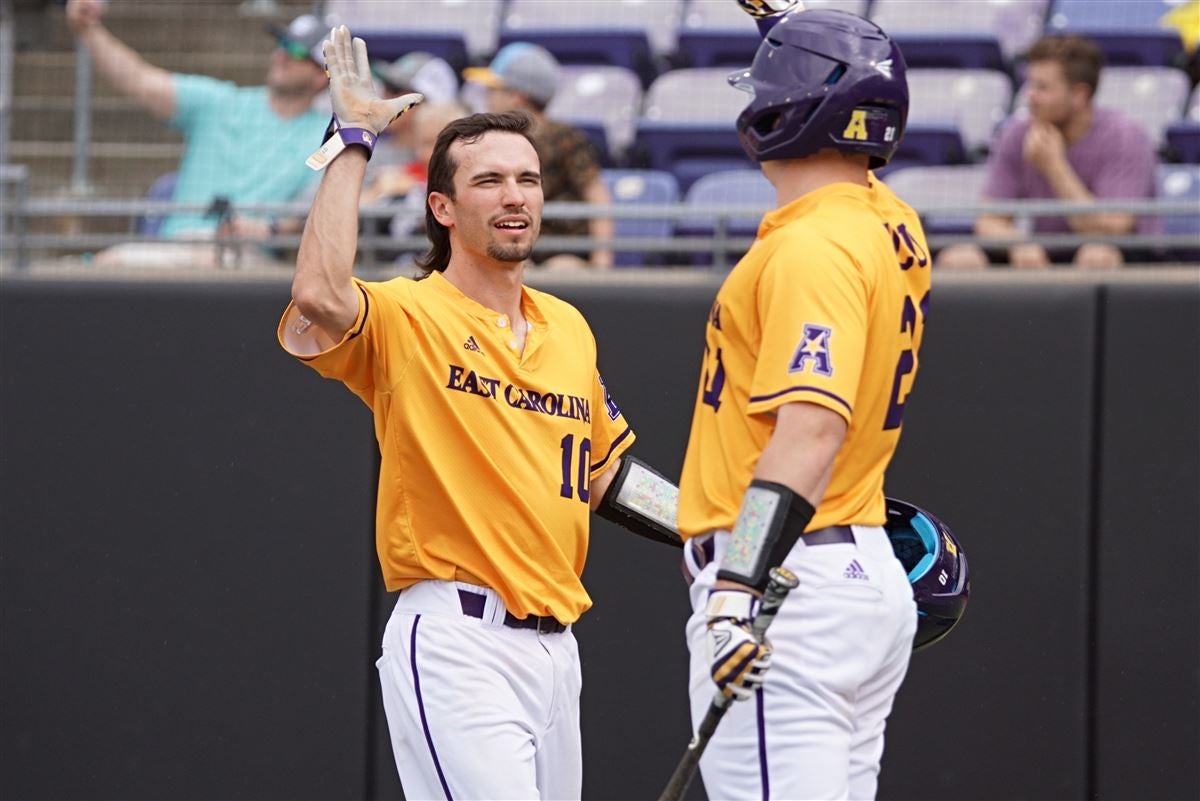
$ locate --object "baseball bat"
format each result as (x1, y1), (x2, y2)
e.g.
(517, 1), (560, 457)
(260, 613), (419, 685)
(657, 566), (800, 801)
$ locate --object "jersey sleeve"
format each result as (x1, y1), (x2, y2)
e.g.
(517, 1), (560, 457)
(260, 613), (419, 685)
(168, 73), (234, 133)
(746, 232), (868, 424)
(588, 369), (635, 479)
(277, 278), (417, 407)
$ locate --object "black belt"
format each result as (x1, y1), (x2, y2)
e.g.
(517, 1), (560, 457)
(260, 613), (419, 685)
(457, 589), (567, 635)
(691, 525), (856, 569)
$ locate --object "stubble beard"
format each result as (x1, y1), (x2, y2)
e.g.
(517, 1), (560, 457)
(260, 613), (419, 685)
(487, 241), (535, 263)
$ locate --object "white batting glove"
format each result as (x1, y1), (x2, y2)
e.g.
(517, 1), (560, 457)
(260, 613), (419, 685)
(706, 590), (773, 701)
(323, 25), (422, 136)
(735, 0), (803, 19)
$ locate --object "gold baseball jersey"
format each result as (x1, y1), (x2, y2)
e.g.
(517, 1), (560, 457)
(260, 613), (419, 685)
(678, 176), (931, 538)
(278, 272), (635, 623)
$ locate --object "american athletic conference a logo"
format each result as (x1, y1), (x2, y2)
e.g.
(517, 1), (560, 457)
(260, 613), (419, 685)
(789, 323), (834, 377)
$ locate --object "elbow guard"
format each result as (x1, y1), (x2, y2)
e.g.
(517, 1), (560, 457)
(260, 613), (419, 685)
(595, 456), (683, 548)
(717, 479), (815, 591)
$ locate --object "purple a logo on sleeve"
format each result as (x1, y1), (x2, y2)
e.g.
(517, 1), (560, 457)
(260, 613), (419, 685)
(598, 374), (622, 420)
(789, 324), (834, 377)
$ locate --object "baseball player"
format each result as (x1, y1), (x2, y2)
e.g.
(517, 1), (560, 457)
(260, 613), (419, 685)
(277, 27), (677, 800)
(675, 3), (932, 799)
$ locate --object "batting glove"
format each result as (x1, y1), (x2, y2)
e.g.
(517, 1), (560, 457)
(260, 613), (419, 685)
(735, 0), (803, 19)
(324, 25), (422, 136)
(706, 589), (773, 701)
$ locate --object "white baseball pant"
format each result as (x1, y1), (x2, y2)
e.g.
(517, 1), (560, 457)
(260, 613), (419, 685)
(685, 526), (917, 801)
(376, 580), (582, 800)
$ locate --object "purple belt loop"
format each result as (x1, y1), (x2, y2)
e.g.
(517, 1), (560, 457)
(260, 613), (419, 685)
(457, 588), (567, 634)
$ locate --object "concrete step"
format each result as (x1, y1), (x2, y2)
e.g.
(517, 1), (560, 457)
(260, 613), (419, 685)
(12, 96), (185, 144)
(37, 1), (315, 54)
(13, 51), (272, 100)
(9, 140), (182, 196)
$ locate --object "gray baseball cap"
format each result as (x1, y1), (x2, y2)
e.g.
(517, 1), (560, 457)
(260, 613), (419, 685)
(268, 14), (327, 67)
(374, 52), (460, 104)
(463, 43), (560, 107)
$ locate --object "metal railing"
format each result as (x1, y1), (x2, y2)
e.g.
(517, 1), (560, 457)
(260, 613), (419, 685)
(1, 173), (1198, 271)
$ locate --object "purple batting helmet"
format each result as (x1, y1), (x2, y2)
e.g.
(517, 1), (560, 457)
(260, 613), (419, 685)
(728, 8), (908, 168)
(885, 497), (970, 651)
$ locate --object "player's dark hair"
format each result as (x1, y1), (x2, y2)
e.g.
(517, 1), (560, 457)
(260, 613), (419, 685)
(415, 111), (539, 274)
(1025, 35), (1104, 99)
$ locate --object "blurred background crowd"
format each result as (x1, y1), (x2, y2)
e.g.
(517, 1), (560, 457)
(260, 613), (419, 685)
(2, 0), (1199, 270)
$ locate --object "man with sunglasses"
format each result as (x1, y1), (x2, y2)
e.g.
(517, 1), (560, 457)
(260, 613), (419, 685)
(66, 0), (329, 266)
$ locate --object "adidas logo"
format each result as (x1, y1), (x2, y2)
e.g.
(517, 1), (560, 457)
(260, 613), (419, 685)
(463, 336), (484, 355)
(843, 559), (869, 581)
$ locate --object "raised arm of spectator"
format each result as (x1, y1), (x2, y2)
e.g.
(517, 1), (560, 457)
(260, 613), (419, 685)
(1023, 121), (1138, 235)
(582, 176), (614, 269)
(66, 0), (176, 121)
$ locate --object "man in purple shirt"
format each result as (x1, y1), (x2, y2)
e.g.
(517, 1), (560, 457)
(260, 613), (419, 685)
(938, 36), (1158, 269)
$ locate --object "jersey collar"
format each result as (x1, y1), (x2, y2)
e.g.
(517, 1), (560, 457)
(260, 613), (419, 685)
(757, 174), (879, 238)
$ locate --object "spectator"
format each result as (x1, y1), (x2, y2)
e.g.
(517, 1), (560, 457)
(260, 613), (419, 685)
(363, 52), (460, 201)
(66, 0), (329, 267)
(936, 35), (1158, 270)
(465, 43), (614, 269)
(362, 102), (470, 265)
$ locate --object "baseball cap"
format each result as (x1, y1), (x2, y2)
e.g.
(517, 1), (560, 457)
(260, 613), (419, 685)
(374, 52), (460, 105)
(267, 14), (327, 67)
(463, 42), (560, 107)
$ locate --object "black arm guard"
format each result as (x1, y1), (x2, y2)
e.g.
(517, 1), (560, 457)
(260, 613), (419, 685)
(595, 456), (683, 548)
(716, 479), (815, 591)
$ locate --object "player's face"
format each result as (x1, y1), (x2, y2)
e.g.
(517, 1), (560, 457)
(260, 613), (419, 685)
(1025, 61), (1080, 128)
(444, 131), (543, 264)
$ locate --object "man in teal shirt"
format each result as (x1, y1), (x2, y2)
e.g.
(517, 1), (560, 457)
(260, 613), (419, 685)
(67, 1), (329, 264)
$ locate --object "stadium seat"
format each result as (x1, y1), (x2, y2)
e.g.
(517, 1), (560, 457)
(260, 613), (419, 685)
(869, 0), (1048, 70)
(635, 68), (754, 191)
(676, 0), (868, 68)
(1012, 66), (1191, 151)
(133, 172), (178, 237)
(501, 0), (685, 84)
(883, 165), (988, 235)
(326, 0), (503, 67)
(1166, 122), (1200, 164)
(1156, 164), (1200, 260)
(677, 168), (773, 264)
(1046, 0), (1184, 67)
(907, 69), (1013, 156)
(600, 169), (680, 266)
(547, 66), (643, 165)
(890, 125), (968, 170)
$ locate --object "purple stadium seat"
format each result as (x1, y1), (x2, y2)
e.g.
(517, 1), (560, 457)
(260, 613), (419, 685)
(907, 69), (1013, 156)
(1156, 164), (1200, 260)
(677, 0), (869, 68)
(1167, 122), (1200, 164)
(636, 67), (752, 191)
(327, 0), (502, 64)
(1046, 0), (1184, 67)
(546, 66), (643, 164)
(883, 165), (988, 235)
(870, 0), (1048, 70)
(501, 0), (685, 84)
(600, 169), (680, 266)
(134, 172), (178, 237)
(677, 168), (773, 265)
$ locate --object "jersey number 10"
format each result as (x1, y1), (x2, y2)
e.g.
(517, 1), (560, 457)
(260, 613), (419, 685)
(559, 434), (592, 503)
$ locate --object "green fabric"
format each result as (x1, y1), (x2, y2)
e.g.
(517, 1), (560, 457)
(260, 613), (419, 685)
(161, 74), (325, 237)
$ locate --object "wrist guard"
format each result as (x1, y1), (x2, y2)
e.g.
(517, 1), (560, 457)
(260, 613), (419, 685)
(596, 456), (683, 548)
(306, 113), (379, 171)
(717, 479), (815, 591)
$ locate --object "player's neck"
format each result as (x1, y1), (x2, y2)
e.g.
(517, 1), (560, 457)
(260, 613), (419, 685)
(442, 258), (526, 321)
(763, 152), (870, 208)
